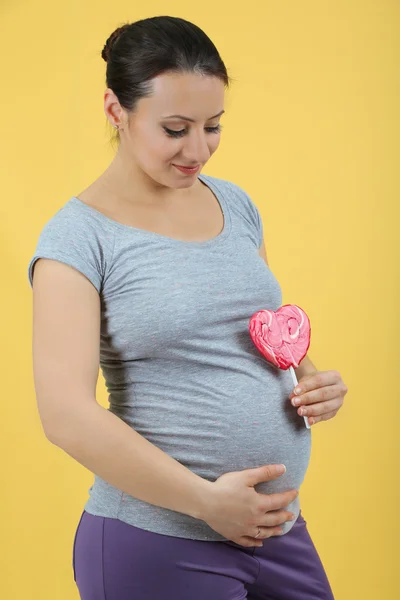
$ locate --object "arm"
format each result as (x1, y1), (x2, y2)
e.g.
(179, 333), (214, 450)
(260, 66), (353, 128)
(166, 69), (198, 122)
(258, 240), (318, 380)
(31, 258), (212, 521)
(49, 398), (212, 521)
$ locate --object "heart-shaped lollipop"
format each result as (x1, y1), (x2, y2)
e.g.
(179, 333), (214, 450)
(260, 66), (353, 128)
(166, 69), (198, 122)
(249, 304), (311, 428)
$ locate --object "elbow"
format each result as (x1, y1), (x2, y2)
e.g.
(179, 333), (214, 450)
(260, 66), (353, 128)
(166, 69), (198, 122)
(42, 422), (62, 446)
(39, 412), (70, 446)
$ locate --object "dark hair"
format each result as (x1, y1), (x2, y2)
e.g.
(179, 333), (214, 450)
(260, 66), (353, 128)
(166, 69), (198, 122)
(101, 16), (234, 144)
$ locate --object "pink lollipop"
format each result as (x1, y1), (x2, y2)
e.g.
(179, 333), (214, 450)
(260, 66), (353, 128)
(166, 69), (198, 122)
(249, 304), (311, 429)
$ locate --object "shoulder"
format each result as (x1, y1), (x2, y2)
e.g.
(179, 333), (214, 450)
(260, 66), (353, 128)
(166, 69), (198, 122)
(28, 199), (115, 293)
(199, 173), (244, 194)
(41, 197), (117, 237)
(200, 173), (259, 211)
(201, 173), (262, 236)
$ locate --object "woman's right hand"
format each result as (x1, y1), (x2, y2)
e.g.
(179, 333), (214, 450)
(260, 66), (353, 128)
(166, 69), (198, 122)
(202, 464), (299, 548)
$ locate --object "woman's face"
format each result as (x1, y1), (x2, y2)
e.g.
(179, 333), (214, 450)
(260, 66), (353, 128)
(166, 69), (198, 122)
(105, 71), (225, 190)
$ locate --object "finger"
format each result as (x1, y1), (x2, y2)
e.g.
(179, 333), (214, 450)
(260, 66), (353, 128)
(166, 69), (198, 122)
(261, 489), (299, 513)
(243, 525), (284, 546)
(291, 370), (341, 397)
(260, 509), (295, 528)
(291, 384), (343, 406)
(241, 527), (283, 546)
(298, 398), (342, 418)
(239, 536), (262, 548)
(310, 409), (339, 425)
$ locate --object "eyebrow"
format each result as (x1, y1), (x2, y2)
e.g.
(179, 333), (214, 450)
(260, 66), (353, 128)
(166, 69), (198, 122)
(162, 110), (225, 122)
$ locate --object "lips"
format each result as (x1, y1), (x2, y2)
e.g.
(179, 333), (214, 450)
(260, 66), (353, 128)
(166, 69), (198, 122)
(173, 164), (200, 174)
(174, 164), (200, 168)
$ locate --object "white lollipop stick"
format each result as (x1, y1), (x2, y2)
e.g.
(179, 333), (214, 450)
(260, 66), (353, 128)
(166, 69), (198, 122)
(289, 366), (311, 429)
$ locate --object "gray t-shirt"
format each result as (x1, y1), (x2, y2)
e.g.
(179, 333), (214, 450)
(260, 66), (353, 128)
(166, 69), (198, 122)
(28, 173), (311, 541)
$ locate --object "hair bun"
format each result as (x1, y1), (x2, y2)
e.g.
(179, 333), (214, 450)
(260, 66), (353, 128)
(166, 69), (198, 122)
(101, 23), (130, 63)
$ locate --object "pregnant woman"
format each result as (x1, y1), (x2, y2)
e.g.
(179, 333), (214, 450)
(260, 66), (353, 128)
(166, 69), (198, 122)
(28, 16), (347, 600)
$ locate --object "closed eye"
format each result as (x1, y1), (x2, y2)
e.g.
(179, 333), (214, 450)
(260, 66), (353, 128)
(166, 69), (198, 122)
(163, 124), (223, 138)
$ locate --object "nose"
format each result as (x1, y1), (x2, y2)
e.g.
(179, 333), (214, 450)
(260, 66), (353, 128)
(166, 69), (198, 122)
(181, 129), (211, 164)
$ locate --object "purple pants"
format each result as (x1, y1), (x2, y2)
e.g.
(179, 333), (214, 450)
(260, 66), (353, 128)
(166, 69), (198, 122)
(73, 510), (334, 599)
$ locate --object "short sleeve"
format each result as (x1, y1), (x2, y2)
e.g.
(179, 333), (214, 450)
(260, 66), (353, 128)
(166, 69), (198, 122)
(252, 200), (264, 249)
(28, 205), (107, 293)
(228, 181), (264, 249)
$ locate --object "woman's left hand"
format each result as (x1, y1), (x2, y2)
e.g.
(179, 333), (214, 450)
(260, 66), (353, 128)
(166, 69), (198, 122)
(288, 370), (348, 426)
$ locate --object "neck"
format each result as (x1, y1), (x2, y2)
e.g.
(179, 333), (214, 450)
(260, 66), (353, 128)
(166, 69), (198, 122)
(100, 147), (199, 207)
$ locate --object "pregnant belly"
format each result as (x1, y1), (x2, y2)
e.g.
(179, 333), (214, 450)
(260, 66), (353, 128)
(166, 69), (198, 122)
(114, 368), (312, 498)
(129, 401), (312, 537)
(172, 405), (312, 496)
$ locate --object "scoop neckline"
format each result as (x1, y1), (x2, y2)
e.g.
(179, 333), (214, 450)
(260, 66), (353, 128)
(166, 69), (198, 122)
(69, 173), (232, 247)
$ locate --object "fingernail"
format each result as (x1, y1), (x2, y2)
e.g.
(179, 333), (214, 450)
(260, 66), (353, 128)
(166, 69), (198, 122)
(292, 397), (301, 406)
(294, 387), (301, 395)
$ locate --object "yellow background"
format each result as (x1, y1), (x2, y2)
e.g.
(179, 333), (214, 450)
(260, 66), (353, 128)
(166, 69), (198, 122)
(2, 1), (398, 598)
